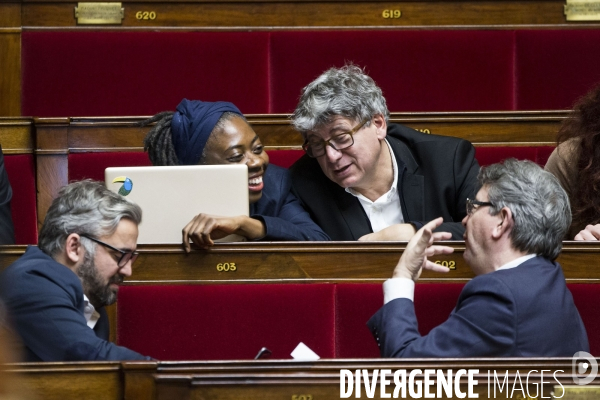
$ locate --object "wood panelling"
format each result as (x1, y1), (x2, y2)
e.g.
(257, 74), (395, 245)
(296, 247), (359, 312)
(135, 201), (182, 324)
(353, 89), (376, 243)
(19, 1), (596, 28)
(0, 3), (20, 116)
(6, 363), (123, 400)
(0, 4), (20, 27)
(5, 359), (596, 400)
(65, 111), (566, 152)
(0, 118), (34, 153)
(34, 118), (69, 228)
(0, 30), (21, 116)
(2, 242), (600, 283)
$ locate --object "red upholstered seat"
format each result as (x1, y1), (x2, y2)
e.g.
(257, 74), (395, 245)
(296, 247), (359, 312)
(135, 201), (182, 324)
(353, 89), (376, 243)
(266, 146), (556, 171)
(516, 30), (600, 110)
(266, 149), (304, 169)
(117, 284), (335, 360)
(475, 146), (555, 167)
(21, 31), (270, 117)
(335, 283), (465, 358)
(68, 152), (152, 182)
(21, 30), (600, 116)
(116, 282), (599, 360)
(4, 155), (37, 244)
(568, 284), (600, 356)
(270, 30), (515, 113)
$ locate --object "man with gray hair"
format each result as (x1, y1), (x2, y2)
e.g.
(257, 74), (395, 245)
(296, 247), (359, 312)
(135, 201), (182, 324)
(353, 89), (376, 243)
(0, 180), (151, 361)
(290, 64), (479, 241)
(368, 159), (589, 357)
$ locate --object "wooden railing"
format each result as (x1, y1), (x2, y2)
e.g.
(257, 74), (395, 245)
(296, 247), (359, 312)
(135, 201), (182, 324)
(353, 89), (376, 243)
(2, 241), (600, 283)
(6, 358), (597, 400)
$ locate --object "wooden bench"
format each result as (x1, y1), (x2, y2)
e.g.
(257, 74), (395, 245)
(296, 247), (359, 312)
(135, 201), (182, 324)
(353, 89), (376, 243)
(4, 362), (123, 400)
(5, 359), (598, 400)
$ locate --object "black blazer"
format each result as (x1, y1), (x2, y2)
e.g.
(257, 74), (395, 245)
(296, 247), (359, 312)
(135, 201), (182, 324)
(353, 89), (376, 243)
(250, 164), (329, 241)
(289, 123), (480, 240)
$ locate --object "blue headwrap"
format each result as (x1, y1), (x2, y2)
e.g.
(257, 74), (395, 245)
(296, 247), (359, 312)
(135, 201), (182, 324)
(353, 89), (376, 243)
(171, 99), (243, 165)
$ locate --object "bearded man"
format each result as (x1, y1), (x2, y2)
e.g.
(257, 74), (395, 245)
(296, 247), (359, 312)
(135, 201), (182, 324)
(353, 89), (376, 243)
(0, 180), (151, 361)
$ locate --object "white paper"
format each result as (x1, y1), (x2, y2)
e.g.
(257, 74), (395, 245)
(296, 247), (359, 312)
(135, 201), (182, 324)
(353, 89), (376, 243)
(290, 342), (320, 361)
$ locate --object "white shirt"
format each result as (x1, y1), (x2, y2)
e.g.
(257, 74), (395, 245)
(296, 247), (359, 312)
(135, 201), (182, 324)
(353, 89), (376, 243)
(382, 254), (537, 304)
(83, 294), (101, 329)
(345, 139), (404, 232)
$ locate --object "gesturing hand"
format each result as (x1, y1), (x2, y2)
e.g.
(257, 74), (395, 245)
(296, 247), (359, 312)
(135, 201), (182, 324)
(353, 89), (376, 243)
(392, 217), (455, 281)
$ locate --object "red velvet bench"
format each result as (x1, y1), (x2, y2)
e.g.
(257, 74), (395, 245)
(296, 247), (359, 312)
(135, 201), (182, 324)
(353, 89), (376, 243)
(117, 282), (598, 360)
(21, 30), (600, 117)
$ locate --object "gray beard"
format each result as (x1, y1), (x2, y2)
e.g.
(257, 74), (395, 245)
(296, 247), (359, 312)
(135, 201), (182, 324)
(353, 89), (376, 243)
(77, 250), (123, 308)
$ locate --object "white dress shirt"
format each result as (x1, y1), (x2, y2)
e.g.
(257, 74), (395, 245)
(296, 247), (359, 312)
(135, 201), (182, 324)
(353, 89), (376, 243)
(83, 294), (101, 329)
(345, 139), (404, 232)
(382, 254), (537, 304)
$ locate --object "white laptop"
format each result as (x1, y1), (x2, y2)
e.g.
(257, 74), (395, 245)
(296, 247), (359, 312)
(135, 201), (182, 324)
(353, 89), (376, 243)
(105, 165), (249, 244)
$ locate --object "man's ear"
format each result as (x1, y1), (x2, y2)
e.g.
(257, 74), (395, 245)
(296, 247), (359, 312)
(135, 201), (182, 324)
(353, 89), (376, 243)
(64, 233), (84, 264)
(372, 114), (387, 139)
(492, 207), (513, 239)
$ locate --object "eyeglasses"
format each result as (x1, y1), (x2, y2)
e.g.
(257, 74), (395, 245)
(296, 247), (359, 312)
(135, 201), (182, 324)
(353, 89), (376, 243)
(80, 234), (139, 268)
(302, 118), (370, 158)
(466, 198), (494, 215)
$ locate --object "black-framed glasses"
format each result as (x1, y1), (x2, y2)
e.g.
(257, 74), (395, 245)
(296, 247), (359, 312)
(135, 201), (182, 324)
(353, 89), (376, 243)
(80, 234), (139, 268)
(466, 198), (494, 215)
(302, 118), (370, 158)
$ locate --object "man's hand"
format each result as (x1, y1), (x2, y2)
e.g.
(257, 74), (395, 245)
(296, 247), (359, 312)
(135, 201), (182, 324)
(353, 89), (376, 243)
(392, 217), (454, 281)
(358, 223), (417, 241)
(574, 224), (600, 241)
(182, 214), (265, 252)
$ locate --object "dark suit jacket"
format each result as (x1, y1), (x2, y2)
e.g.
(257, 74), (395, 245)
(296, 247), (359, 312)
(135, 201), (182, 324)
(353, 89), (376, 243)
(0, 246), (150, 361)
(0, 147), (15, 244)
(367, 257), (590, 357)
(289, 124), (479, 240)
(251, 164), (329, 241)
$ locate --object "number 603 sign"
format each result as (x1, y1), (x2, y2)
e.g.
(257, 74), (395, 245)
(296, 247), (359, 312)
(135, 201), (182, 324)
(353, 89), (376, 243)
(216, 262), (237, 272)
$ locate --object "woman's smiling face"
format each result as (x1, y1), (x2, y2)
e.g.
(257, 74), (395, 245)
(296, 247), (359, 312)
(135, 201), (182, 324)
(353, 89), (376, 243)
(202, 116), (269, 204)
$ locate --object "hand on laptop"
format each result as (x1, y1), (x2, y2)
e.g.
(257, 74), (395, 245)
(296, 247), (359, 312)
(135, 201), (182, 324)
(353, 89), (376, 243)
(182, 214), (266, 251)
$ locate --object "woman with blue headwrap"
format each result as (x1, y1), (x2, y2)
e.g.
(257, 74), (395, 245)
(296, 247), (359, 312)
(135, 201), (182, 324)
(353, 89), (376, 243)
(142, 99), (329, 250)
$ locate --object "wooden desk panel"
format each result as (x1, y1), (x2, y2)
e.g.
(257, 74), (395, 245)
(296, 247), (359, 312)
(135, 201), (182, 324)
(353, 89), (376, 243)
(5, 362), (123, 400)
(3, 242), (599, 283)
(0, 118), (34, 153)
(19, 1), (596, 28)
(150, 359), (594, 400)
(5, 359), (594, 400)
(0, 4), (21, 117)
(54, 111), (567, 150)
(130, 241), (600, 284)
